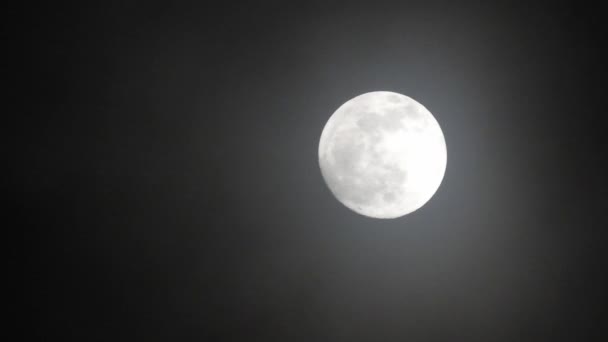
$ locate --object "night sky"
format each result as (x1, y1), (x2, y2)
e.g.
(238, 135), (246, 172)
(13, 3), (608, 341)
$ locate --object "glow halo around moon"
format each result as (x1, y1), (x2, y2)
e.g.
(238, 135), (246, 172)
(318, 91), (447, 219)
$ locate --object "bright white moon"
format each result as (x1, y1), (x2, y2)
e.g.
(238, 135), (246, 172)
(318, 91), (447, 219)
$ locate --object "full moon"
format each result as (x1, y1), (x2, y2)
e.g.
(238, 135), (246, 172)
(318, 91), (447, 219)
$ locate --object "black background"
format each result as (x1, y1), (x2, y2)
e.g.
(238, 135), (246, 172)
(11, 2), (608, 341)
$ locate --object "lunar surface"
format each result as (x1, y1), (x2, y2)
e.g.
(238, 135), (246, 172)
(318, 91), (447, 219)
